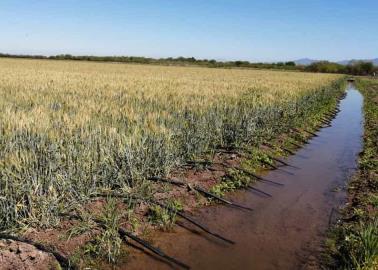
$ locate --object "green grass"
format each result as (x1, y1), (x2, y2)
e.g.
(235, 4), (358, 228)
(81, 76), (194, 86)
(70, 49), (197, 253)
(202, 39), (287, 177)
(148, 199), (183, 231)
(326, 78), (378, 270)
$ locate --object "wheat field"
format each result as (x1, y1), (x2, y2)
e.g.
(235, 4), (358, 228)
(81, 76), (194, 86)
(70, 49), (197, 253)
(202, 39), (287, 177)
(0, 58), (343, 230)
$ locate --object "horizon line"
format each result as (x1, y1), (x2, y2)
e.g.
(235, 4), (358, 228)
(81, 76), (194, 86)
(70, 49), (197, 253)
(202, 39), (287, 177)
(1, 51), (377, 64)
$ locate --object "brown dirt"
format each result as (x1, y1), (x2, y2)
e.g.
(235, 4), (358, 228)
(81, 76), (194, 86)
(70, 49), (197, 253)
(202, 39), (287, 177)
(23, 219), (97, 258)
(0, 239), (59, 270)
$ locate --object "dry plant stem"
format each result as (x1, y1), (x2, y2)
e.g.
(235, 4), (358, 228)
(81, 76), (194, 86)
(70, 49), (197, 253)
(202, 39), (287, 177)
(217, 162), (285, 186)
(281, 147), (296, 155)
(265, 154), (296, 167)
(98, 220), (190, 269)
(321, 118), (332, 124)
(260, 159), (279, 170)
(298, 129), (318, 137)
(322, 120), (331, 125)
(324, 113), (336, 119)
(291, 136), (308, 144)
(234, 169), (284, 186)
(263, 142), (295, 155)
(247, 187), (272, 197)
(287, 141), (302, 148)
(152, 200), (235, 244)
(92, 193), (235, 244)
(147, 177), (253, 211)
(185, 160), (285, 186)
(64, 214), (190, 269)
(194, 186), (254, 211)
(218, 146), (294, 168)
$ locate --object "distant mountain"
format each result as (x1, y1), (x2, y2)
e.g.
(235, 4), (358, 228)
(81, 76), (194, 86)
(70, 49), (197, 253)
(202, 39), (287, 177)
(294, 58), (320, 66)
(337, 60), (351, 65)
(337, 58), (378, 66)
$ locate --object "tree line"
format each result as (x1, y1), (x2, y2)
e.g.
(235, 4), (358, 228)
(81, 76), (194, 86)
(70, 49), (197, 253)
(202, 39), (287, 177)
(304, 61), (376, 76)
(0, 52), (376, 75)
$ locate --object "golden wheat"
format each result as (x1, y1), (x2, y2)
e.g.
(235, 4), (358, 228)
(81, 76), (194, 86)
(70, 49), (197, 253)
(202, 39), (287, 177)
(0, 58), (343, 229)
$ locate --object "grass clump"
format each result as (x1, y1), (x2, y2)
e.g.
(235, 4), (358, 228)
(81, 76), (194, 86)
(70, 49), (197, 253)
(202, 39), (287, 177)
(328, 219), (378, 270)
(89, 198), (123, 263)
(211, 168), (253, 197)
(68, 199), (124, 265)
(148, 199), (183, 231)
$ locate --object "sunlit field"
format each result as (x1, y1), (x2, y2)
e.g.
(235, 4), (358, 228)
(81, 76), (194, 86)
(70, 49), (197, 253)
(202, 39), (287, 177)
(0, 58), (343, 231)
(1, 0), (375, 268)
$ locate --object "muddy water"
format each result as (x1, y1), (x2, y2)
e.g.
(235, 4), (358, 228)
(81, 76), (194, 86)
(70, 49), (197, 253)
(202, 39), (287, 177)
(126, 84), (363, 270)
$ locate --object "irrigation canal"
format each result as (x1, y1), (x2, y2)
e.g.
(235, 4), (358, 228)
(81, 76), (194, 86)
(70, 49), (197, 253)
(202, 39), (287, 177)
(126, 84), (364, 270)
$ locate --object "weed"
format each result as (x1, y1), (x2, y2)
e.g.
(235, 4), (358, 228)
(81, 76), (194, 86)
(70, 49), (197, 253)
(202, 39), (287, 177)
(148, 199), (183, 231)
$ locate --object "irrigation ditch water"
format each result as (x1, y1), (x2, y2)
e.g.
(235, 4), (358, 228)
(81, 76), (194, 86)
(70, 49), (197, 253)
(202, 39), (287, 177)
(126, 83), (364, 270)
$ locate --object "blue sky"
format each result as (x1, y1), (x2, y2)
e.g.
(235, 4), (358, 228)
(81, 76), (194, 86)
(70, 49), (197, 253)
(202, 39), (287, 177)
(0, 0), (377, 62)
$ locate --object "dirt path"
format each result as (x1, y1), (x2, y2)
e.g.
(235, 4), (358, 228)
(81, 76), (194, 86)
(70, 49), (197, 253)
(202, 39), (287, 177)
(123, 85), (363, 270)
